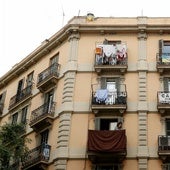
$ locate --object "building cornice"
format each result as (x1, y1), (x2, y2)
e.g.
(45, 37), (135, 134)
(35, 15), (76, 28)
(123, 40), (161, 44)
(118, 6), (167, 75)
(1, 16), (170, 88)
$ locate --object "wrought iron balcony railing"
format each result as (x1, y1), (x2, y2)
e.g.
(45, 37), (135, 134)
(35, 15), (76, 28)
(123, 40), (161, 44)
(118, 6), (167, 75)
(37, 63), (59, 84)
(158, 135), (170, 151)
(22, 143), (51, 169)
(9, 85), (32, 109)
(95, 53), (128, 66)
(30, 102), (56, 125)
(92, 89), (127, 106)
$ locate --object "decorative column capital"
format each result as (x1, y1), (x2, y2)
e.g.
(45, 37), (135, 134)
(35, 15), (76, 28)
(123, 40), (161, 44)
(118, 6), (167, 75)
(68, 30), (80, 42)
(138, 31), (147, 40)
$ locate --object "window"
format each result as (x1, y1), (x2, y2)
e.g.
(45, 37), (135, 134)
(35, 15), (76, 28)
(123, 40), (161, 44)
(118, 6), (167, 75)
(101, 78), (119, 90)
(26, 72), (34, 87)
(21, 106), (28, 124)
(17, 79), (24, 94)
(44, 90), (54, 113)
(0, 92), (6, 104)
(159, 40), (170, 63)
(50, 54), (59, 75)
(50, 54), (59, 65)
(95, 117), (122, 130)
(159, 40), (170, 54)
(101, 78), (119, 105)
(40, 130), (49, 144)
(12, 112), (18, 124)
(16, 79), (24, 101)
(0, 91), (6, 113)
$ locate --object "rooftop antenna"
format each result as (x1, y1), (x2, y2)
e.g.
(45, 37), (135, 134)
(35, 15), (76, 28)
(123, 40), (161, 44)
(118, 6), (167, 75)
(141, 9), (143, 16)
(78, 10), (80, 16)
(60, 2), (65, 27)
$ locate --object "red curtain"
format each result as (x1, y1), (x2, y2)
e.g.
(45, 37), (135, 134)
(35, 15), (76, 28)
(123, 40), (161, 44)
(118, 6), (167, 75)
(88, 130), (126, 152)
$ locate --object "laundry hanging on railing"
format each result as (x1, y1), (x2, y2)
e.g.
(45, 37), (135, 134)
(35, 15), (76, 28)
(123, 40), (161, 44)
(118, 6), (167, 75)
(95, 89), (108, 104)
(95, 44), (127, 65)
(94, 89), (118, 105)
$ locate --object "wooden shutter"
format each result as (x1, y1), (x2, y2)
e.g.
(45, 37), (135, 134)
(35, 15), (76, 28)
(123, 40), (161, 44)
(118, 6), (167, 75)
(163, 77), (169, 92)
(21, 106), (28, 124)
(166, 119), (170, 136)
(95, 117), (100, 130)
(0, 91), (6, 104)
(50, 54), (59, 65)
(26, 72), (34, 87)
(41, 130), (49, 144)
(12, 112), (18, 124)
(159, 39), (164, 54)
(101, 77), (107, 89)
(17, 79), (24, 94)
(115, 78), (120, 91)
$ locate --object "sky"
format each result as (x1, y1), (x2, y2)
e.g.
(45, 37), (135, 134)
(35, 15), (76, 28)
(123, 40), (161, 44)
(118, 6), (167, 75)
(0, 0), (170, 77)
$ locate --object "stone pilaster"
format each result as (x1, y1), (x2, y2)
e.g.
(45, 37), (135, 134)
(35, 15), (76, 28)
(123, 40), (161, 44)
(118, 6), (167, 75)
(54, 159), (67, 170)
(68, 31), (80, 61)
(137, 17), (149, 170)
(54, 113), (71, 170)
(54, 30), (80, 170)
(62, 72), (76, 104)
(138, 158), (148, 170)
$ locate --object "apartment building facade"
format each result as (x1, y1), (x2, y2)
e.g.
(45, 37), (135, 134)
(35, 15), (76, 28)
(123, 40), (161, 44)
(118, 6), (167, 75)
(0, 15), (170, 170)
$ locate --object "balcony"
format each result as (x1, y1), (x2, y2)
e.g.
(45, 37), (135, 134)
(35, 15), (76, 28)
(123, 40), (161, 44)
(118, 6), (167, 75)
(158, 135), (170, 162)
(157, 91), (170, 114)
(94, 44), (128, 74)
(156, 53), (170, 73)
(29, 102), (56, 131)
(88, 129), (127, 163)
(9, 85), (32, 110)
(37, 63), (60, 92)
(91, 87), (127, 114)
(22, 143), (51, 170)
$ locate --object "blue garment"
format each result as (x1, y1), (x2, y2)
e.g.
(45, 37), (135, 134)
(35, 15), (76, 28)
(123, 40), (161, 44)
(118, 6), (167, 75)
(95, 89), (108, 103)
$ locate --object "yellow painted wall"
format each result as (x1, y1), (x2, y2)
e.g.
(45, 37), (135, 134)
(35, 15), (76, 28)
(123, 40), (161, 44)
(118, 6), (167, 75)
(69, 114), (89, 149)
(124, 113), (138, 147)
(148, 113), (161, 147)
(67, 160), (91, 170)
(125, 73), (138, 102)
(123, 159), (138, 170)
(147, 73), (160, 102)
(148, 159), (162, 170)
(74, 73), (92, 102)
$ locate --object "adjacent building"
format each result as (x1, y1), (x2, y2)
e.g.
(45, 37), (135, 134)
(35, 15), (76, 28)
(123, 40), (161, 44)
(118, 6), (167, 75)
(1, 15), (170, 170)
